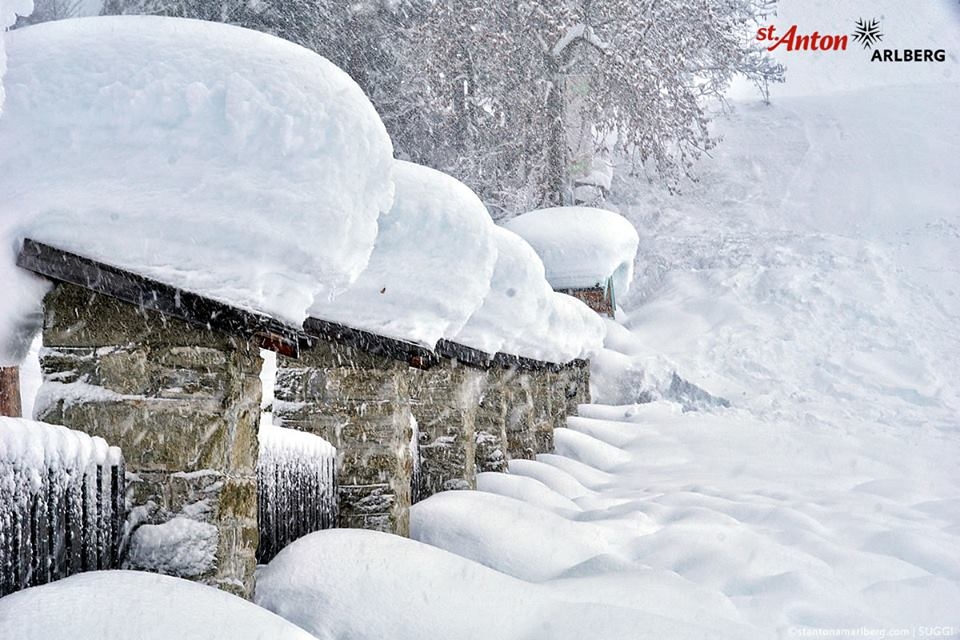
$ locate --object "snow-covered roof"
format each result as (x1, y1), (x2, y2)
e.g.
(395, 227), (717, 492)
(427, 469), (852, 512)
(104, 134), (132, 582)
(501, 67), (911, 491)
(503, 207), (640, 298)
(310, 160), (497, 347)
(453, 227), (554, 356)
(0, 17), (606, 367)
(0, 16), (394, 348)
(450, 226), (605, 362)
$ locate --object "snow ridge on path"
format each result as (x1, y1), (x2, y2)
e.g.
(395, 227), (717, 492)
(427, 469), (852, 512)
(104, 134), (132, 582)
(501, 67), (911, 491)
(256, 528), (753, 640)
(420, 402), (960, 635)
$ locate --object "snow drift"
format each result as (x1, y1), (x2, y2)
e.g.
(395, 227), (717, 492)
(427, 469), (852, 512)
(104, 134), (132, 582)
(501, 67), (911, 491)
(255, 528), (752, 640)
(0, 15), (394, 365)
(0, 570), (317, 639)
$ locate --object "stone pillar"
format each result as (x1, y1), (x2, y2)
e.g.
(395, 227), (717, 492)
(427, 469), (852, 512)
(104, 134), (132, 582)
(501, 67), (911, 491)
(475, 366), (509, 473)
(528, 367), (557, 454)
(410, 359), (481, 498)
(563, 360), (591, 415)
(504, 367), (537, 461)
(273, 341), (412, 536)
(36, 283), (260, 598)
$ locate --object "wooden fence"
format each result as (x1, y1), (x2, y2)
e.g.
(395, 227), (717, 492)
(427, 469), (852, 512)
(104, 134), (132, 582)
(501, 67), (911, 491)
(0, 418), (125, 597)
(256, 423), (337, 564)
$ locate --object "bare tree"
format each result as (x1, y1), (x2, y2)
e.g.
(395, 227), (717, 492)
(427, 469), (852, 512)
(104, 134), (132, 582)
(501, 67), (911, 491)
(402, 0), (784, 211)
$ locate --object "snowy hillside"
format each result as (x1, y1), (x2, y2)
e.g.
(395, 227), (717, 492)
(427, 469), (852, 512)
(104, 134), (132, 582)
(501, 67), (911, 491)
(614, 83), (960, 433)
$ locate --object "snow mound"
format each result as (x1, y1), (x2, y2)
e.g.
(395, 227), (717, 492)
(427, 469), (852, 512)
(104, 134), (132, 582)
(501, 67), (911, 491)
(506, 458), (593, 500)
(503, 206), (639, 297)
(0, 15), (394, 365)
(310, 161), (496, 347)
(0, 570), (316, 640)
(553, 427), (632, 472)
(124, 517), (218, 578)
(256, 528), (746, 640)
(476, 470), (582, 516)
(410, 490), (613, 582)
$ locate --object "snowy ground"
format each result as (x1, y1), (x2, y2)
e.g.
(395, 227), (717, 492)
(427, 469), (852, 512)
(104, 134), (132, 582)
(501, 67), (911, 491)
(254, 81), (960, 638)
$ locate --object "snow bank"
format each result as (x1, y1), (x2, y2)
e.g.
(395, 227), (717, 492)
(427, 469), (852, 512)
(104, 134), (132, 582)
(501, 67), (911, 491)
(0, 570), (317, 640)
(0, 15), (394, 365)
(256, 528), (750, 640)
(503, 206), (639, 297)
(410, 490), (613, 582)
(310, 161), (497, 347)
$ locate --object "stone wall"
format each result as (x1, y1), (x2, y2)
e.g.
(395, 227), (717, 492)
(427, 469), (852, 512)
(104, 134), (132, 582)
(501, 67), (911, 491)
(563, 360), (591, 415)
(36, 283), (260, 598)
(410, 359), (482, 498)
(527, 368), (557, 454)
(474, 366), (509, 473)
(273, 341), (413, 536)
(502, 368), (537, 461)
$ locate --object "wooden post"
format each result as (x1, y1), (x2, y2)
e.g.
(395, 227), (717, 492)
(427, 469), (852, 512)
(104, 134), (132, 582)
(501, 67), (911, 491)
(0, 367), (22, 418)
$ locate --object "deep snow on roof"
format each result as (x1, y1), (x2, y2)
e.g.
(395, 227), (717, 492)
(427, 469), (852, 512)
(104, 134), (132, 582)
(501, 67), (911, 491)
(0, 16), (394, 337)
(504, 207), (640, 298)
(0, 17), (605, 366)
(309, 160), (498, 348)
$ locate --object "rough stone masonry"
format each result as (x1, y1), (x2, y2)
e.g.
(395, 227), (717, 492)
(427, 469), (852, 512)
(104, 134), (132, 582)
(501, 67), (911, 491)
(273, 340), (413, 535)
(36, 282), (261, 598)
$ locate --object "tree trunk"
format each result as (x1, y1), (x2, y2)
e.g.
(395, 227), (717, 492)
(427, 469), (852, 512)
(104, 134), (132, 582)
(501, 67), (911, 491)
(0, 367), (22, 418)
(542, 72), (567, 207)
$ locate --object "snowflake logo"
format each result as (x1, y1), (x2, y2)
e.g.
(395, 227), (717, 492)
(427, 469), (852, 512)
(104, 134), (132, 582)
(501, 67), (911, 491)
(852, 18), (883, 49)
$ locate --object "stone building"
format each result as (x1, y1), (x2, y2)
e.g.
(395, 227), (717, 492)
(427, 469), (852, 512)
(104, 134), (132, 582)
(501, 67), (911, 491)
(504, 206), (641, 320)
(18, 240), (288, 598)
(15, 237), (592, 598)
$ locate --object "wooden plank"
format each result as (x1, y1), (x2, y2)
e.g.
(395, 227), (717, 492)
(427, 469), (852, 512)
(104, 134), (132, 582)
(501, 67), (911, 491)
(434, 340), (493, 370)
(303, 317), (440, 369)
(16, 239), (303, 357)
(0, 367), (21, 418)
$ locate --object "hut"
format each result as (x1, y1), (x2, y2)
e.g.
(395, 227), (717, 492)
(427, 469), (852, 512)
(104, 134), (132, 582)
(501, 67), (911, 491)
(504, 206), (641, 318)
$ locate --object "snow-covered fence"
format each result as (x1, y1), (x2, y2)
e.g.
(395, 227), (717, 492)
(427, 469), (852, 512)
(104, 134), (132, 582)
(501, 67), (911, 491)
(257, 423), (337, 564)
(0, 417), (125, 598)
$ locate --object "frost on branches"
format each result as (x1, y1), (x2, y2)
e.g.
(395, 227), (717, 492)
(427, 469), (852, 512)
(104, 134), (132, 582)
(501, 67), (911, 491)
(404, 0), (785, 208)
(92, 0), (783, 213)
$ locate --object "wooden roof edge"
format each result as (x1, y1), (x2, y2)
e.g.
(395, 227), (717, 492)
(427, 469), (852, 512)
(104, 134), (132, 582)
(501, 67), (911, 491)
(16, 238), (304, 358)
(302, 316), (441, 369)
(434, 339), (493, 370)
(17, 240), (594, 372)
